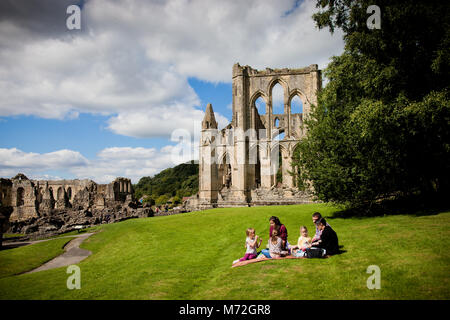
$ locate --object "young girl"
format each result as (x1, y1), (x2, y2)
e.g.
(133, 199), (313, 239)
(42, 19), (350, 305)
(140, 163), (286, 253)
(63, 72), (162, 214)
(261, 216), (289, 258)
(268, 227), (283, 258)
(232, 228), (262, 264)
(290, 226), (311, 257)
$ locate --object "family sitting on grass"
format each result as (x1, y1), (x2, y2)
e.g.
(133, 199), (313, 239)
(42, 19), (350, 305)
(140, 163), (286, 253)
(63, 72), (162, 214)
(232, 212), (339, 266)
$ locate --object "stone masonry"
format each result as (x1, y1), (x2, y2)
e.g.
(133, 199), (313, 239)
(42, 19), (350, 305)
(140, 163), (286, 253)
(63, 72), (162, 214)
(185, 63), (321, 210)
(0, 174), (152, 238)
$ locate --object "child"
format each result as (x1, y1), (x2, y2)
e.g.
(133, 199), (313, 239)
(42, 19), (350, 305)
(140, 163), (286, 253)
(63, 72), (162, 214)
(232, 228), (262, 264)
(290, 226), (311, 257)
(268, 227), (283, 258)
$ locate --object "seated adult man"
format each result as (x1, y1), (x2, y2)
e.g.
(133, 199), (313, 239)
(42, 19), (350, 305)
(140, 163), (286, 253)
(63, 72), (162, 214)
(308, 218), (339, 257)
(311, 212), (331, 243)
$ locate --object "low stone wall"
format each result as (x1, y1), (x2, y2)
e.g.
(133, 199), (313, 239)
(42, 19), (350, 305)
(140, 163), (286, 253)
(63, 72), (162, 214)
(184, 187), (316, 212)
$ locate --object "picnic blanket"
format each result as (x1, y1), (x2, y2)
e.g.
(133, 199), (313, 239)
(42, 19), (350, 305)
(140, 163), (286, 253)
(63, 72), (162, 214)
(232, 255), (306, 268)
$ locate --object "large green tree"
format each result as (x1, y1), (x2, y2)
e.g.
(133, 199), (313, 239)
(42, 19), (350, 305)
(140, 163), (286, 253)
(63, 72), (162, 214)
(294, 0), (450, 209)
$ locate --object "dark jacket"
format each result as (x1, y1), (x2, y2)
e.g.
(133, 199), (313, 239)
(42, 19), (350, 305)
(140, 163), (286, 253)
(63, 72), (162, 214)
(316, 225), (339, 255)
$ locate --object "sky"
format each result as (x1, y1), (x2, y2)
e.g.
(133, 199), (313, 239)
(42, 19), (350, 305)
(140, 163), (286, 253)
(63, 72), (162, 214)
(0, 0), (344, 184)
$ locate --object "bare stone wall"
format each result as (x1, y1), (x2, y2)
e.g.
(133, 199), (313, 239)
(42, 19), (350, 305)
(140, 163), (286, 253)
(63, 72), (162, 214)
(0, 174), (147, 237)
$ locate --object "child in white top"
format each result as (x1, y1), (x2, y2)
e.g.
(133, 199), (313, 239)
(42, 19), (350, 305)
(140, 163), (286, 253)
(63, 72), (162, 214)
(268, 228), (283, 258)
(289, 226), (312, 257)
(232, 228), (262, 265)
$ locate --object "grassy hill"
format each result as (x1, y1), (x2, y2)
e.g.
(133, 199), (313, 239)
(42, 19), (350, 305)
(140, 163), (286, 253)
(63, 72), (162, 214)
(134, 161), (198, 204)
(0, 204), (449, 299)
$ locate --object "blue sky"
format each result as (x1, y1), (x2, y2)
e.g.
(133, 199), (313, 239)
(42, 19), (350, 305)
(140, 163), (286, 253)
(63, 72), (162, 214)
(0, 0), (344, 183)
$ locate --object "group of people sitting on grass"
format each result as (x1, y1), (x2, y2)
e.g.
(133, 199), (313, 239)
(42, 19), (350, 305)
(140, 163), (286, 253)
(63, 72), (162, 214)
(232, 212), (339, 265)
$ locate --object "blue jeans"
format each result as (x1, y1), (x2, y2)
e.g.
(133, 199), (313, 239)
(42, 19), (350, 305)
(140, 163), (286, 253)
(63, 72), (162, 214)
(294, 250), (307, 257)
(261, 249), (271, 258)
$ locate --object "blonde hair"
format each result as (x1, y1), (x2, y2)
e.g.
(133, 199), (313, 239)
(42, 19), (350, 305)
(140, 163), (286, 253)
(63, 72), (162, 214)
(300, 226), (308, 233)
(246, 228), (255, 236)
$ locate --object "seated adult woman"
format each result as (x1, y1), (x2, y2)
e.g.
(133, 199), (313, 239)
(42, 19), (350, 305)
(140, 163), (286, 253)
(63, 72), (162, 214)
(261, 216), (288, 258)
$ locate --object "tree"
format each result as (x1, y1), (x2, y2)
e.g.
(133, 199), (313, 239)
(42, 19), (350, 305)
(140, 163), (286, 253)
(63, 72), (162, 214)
(294, 0), (450, 210)
(172, 195), (181, 205)
(156, 195), (169, 206)
(143, 196), (155, 206)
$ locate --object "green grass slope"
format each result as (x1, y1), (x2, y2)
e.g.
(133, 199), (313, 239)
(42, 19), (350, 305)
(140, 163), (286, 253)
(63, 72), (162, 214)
(0, 238), (72, 279)
(0, 204), (449, 299)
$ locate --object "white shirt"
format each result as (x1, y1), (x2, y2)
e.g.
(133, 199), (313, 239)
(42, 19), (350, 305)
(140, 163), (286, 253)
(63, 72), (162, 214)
(245, 236), (257, 254)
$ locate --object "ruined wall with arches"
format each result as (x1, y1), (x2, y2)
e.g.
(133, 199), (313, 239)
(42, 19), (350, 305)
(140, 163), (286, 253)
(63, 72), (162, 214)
(244, 64), (319, 142)
(193, 64), (321, 210)
(0, 174), (134, 222)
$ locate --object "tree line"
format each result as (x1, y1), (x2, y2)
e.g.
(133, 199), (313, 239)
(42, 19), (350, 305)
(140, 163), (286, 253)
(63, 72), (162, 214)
(293, 0), (450, 213)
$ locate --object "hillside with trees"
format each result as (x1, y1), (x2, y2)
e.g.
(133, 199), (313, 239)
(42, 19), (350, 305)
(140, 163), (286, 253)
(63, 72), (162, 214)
(134, 161), (198, 206)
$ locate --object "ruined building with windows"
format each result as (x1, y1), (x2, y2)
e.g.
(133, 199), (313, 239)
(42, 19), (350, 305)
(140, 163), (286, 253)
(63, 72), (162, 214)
(186, 63), (321, 210)
(0, 174), (151, 238)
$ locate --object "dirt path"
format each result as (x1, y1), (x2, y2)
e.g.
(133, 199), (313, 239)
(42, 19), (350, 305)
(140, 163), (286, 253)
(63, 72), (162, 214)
(25, 233), (94, 274)
(3, 233), (91, 249)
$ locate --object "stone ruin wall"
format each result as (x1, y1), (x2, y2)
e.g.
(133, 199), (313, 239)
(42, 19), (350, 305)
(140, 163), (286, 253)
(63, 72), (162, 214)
(0, 174), (152, 238)
(186, 63), (321, 211)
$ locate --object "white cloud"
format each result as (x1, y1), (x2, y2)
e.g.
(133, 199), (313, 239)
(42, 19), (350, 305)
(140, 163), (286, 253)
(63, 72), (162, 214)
(0, 146), (192, 184)
(0, 34), (200, 119)
(130, 0), (344, 81)
(71, 145), (196, 183)
(0, 148), (88, 170)
(107, 105), (230, 138)
(97, 147), (158, 160)
(0, 0), (344, 138)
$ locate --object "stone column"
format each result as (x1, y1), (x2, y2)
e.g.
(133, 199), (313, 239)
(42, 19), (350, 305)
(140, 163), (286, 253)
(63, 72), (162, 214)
(281, 151), (293, 188)
(259, 140), (272, 189)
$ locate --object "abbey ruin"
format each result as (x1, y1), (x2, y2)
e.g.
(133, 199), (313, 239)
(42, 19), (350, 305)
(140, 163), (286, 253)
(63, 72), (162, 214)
(0, 174), (152, 239)
(186, 63), (321, 210)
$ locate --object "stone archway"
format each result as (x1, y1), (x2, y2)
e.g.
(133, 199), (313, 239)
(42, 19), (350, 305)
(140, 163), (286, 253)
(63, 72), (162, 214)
(218, 153), (232, 190)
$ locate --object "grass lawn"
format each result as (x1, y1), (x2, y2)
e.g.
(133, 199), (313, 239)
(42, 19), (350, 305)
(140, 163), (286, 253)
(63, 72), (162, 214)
(0, 237), (72, 278)
(0, 203), (448, 299)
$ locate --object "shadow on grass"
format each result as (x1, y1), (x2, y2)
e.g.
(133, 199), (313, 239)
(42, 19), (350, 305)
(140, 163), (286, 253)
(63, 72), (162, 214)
(337, 245), (347, 256)
(328, 196), (450, 219)
(0, 242), (30, 251)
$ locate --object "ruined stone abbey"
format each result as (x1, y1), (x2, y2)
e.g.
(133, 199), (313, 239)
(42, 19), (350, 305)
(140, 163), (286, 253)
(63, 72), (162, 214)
(1, 174), (133, 221)
(187, 63), (322, 210)
(0, 174), (151, 238)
